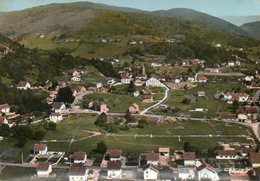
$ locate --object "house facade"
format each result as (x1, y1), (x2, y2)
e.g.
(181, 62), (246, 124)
(0, 103), (10, 113)
(32, 144), (48, 155)
(183, 152), (196, 166)
(146, 77), (165, 87)
(37, 162), (52, 177)
(69, 164), (88, 181)
(143, 164), (159, 180)
(197, 164), (220, 181)
(49, 113), (63, 123)
(73, 152), (87, 164)
(107, 161), (122, 178)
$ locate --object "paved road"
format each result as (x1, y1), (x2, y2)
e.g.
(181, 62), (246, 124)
(140, 86), (170, 115)
(105, 133), (248, 138)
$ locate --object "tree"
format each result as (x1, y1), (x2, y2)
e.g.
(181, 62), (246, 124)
(48, 122), (57, 131)
(33, 129), (45, 140)
(95, 113), (107, 127)
(183, 142), (195, 152)
(96, 141), (107, 154)
(232, 100), (240, 113)
(182, 98), (191, 104)
(0, 124), (11, 137)
(125, 110), (135, 123)
(138, 119), (149, 128)
(56, 87), (75, 104)
(13, 126), (33, 147)
(127, 81), (136, 94)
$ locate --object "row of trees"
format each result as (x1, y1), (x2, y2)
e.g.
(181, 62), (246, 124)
(0, 122), (56, 147)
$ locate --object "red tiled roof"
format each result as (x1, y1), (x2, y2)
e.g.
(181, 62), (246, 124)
(32, 144), (46, 151)
(69, 164), (87, 176)
(183, 152), (196, 160)
(107, 149), (122, 158)
(250, 152), (260, 164)
(218, 150), (237, 156)
(0, 103), (10, 110)
(145, 153), (159, 161)
(37, 162), (50, 171)
(107, 161), (122, 170)
(73, 152), (86, 160)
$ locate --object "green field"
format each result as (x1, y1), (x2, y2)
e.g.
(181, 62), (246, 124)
(0, 114), (252, 162)
(156, 82), (247, 118)
(22, 35), (79, 50)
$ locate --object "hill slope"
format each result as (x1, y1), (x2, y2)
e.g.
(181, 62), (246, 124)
(221, 15), (260, 26)
(0, 3), (97, 36)
(241, 21), (260, 39)
(0, 2), (250, 37)
(153, 8), (247, 36)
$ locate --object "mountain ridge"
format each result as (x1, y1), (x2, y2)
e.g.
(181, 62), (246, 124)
(0, 2), (249, 37)
(153, 8), (248, 36)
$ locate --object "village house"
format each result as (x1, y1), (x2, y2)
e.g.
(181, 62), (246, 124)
(66, 70), (81, 77)
(0, 116), (8, 124)
(227, 61), (235, 67)
(244, 76), (254, 82)
(204, 68), (221, 73)
(134, 79), (144, 87)
(52, 102), (66, 113)
(250, 152), (260, 168)
(107, 160), (122, 178)
(141, 94), (154, 103)
(196, 75), (208, 83)
(220, 114), (238, 121)
(158, 74), (183, 83)
(121, 74), (131, 84)
(238, 107), (259, 122)
(196, 163), (220, 181)
(75, 85), (87, 94)
(71, 76), (81, 82)
(222, 92), (249, 104)
(133, 90), (140, 97)
(198, 91), (206, 97)
(187, 76), (196, 82)
(129, 103), (140, 114)
(145, 77), (165, 87)
(151, 62), (163, 67)
(16, 81), (31, 90)
(216, 150), (240, 160)
(32, 144), (48, 155)
(84, 101), (109, 113)
(36, 162), (52, 177)
(178, 168), (195, 180)
(73, 152), (87, 164)
(49, 113), (63, 123)
(240, 146), (257, 157)
(183, 152), (196, 166)
(143, 164), (159, 180)
(105, 149), (123, 161)
(190, 59), (205, 66)
(69, 164), (88, 181)
(159, 147), (170, 158)
(229, 167), (251, 181)
(0, 103), (10, 113)
(145, 152), (159, 166)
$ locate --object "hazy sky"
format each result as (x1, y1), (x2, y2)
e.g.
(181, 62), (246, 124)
(0, 0), (260, 17)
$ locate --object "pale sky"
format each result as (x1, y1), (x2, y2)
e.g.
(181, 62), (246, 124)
(0, 0), (260, 16)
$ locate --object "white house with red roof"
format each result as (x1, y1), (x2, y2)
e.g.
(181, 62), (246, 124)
(37, 162), (52, 177)
(0, 103), (10, 113)
(32, 144), (48, 155)
(196, 163), (219, 181)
